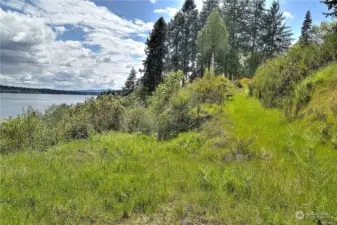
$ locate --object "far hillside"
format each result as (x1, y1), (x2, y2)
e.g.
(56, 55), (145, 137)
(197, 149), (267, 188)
(0, 85), (107, 95)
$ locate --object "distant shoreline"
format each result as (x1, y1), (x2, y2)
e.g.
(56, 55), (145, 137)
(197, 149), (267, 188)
(0, 85), (103, 96)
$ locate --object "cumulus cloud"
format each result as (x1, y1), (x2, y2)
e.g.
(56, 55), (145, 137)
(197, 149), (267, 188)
(150, 0), (157, 3)
(154, 7), (179, 17)
(283, 11), (294, 19)
(0, 0), (153, 90)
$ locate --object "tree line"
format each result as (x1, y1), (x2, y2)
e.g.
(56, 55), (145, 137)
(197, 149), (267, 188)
(121, 0), (336, 97)
(0, 85), (101, 95)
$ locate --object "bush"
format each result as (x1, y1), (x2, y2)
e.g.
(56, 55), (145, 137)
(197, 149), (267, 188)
(157, 90), (196, 139)
(124, 107), (155, 135)
(190, 68), (229, 105)
(0, 94), (128, 153)
(57, 112), (94, 141)
(0, 107), (47, 153)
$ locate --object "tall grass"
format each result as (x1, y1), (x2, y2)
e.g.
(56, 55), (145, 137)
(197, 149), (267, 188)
(1, 89), (337, 224)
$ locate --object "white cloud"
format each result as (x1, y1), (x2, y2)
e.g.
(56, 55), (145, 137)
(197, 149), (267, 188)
(283, 11), (294, 19)
(54, 26), (66, 34)
(0, 0), (154, 90)
(150, 0), (157, 3)
(154, 7), (179, 17)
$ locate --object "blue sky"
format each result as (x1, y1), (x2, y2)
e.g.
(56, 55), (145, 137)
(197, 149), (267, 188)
(0, 0), (334, 90)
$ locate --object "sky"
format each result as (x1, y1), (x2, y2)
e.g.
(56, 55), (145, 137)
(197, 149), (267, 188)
(0, 0), (334, 90)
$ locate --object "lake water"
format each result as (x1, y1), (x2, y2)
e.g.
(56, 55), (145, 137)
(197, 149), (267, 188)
(0, 93), (95, 120)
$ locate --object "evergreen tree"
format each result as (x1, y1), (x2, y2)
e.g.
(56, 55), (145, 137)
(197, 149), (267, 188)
(221, 0), (250, 78)
(299, 11), (313, 45)
(196, 9), (228, 74)
(222, 0), (250, 51)
(142, 17), (167, 95)
(199, 0), (220, 28)
(123, 68), (137, 94)
(322, 0), (337, 18)
(246, 0), (266, 75)
(262, 1), (292, 57)
(165, 12), (185, 73)
(181, 0), (199, 84)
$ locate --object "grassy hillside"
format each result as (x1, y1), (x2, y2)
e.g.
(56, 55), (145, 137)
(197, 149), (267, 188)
(2, 79), (337, 224)
(294, 62), (337, 123)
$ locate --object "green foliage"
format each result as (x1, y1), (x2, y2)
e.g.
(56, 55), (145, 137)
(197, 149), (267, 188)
(196, 9), (228, 73)
(124, 107), (155, 135)
(0, 107), (52, 153)
(150, 71), (184, 115)
(150, 71), (195, 139)
(322, 0), (337, 18)
(191, 68), (229, 105)
(0, 95), (126, 153)
(294, 63), (337, 121)
(261, 1), (292, 57)
(299, 11), (313, 45)
(251, 32), (337, 110)
(123, 67), (137, 94)
(142, 17), (167, 94)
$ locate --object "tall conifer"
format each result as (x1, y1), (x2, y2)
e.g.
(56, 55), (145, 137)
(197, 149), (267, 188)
(262, 1), (292, 57)
(299, 11), (313, 45)
(142, 17), (167, 94)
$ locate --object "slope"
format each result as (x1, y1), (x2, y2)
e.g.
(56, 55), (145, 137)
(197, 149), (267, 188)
(1, 84), (337, 224)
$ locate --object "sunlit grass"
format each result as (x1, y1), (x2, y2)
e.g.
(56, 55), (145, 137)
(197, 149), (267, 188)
(1, 69), (337, 224)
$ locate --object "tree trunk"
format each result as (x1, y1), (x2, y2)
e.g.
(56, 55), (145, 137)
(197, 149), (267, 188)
(208, 55), (211, 71)
(211, 52), (215, 73)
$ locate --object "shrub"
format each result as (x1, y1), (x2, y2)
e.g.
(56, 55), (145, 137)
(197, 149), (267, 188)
(124, 107), (155, 135)
(190, 68), (229, 105)
(1, 94), (127, 153)
(149, 71), (184, 115)
(57, 112), (94, 141)
(0, 107), (46, 153)
(165, 90), (196, 138)
(90, 95), (126, 132)
(155, 89), (196, 140)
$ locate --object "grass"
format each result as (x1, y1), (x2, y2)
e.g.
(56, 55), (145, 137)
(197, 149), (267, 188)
(294, 62), (337, 123)
(1, 76), (337, 224)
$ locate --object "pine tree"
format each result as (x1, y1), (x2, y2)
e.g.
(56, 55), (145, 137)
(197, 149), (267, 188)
(196, 9), (228, 74)
(123, 68), (137, 94)
(221, 0), (250, 78)
(199, 0), (220, 28)
(246, 0), (266, 75)
(299, 11), (313, 45)
(142, 17), (167, 95)
(165, 12), (185, 73)
(222, 0), (250, 52)
(262, 1), (292, 57)
(322, 0), (337, 18)
(181, 0), (199, 84)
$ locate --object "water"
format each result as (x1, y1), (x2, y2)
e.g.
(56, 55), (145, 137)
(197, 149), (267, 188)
(0, 93), (95, 120)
